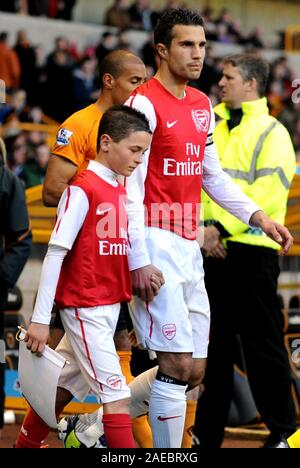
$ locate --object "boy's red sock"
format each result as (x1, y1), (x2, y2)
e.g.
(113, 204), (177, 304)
(15, 405), (64, 448)
(102, 413), (136, 448)
(15, 408), (50, 448)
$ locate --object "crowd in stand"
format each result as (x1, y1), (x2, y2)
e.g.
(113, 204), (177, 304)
(0, 0), (283, 49)
(0, 2), (299, 190)
(0, 0), (77, 20)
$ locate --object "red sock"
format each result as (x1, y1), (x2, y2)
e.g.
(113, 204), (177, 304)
(102, 413), (136, 448)
(15, 408), (50, 448)
(15, 405), (64, 449)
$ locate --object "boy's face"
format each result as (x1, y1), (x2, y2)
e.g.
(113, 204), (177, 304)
(100, 131), (152, 177)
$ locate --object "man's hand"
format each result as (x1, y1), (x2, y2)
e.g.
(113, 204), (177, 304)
(250, 210), (293, 255)
(201, 225), (220, 255)
(128, 329), (138, 347)
(206, 241), (227, 259)
(24, 323), (50, 355)
(131, 265), (165, 302)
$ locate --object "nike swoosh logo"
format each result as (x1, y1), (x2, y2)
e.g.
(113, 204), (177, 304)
(167, 120), (178, 129)
(96, 208), (112, 216)
(157, 415), (181, 421)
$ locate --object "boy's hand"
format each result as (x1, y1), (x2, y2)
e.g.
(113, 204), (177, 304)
(24, 323), (50, 355)
(131, 265), (165, 302)
(150, 272), (165, 296)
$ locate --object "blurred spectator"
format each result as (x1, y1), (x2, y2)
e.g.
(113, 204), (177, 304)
(5, 134), (27, 177)
(44, 50), (73, 122)
(215, 8), (232, 31)
(128, 0), (153, 32)
(140, 32), (157, 72)
(214, 8), (243, 45)
(293, 117), (300, 161)
(216, 23), (232, 44)
(0, 0), (18, 13)
(25, 0), (49, 16)
(95, 32), (117, 64)
(278, 99), (300, 161)
(163, 0), (178, 10)
(229, 19), (243, 44)
(268, 81), (286, 116)
(25, 106), (45, 124)
(14, 31), (39, 106)
(0, 137), (31, 437)
(207, 84), (220, 108)
(201, 7), (217, 41)
(151, 0), (178, 27)
(0, 32), (21, 92)
(243, 27), (265, 48)
(270, 57), (294, 93)
(267, 56), (295, 116)
(190, 46), (222, 96)
(47, 36), (75, 69)
(20, 142), (49, 188)
(0, 89), (27, 126)
(26, 130), (47, 159)
(105, 0), (131, 28)
(72, 56), (99, 112)
(117, 27), (131, 50)
(48, 0), (77, 20)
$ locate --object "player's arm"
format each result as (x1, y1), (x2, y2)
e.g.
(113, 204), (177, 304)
(24, 245), (67, 354)
(25, 186), (89, 353)
(43, 154), (78, 207)
(202, 102), (293, 255)
(125, 94), (165, 302)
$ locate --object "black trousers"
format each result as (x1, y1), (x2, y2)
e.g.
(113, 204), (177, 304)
(194, 242), (296, 448)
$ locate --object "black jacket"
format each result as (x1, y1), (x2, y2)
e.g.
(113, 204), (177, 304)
(0, 164), (32, 290)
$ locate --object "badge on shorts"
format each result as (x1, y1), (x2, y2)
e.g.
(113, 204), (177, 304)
(162, 324), (177, 341)
(107, 375), (122, 389)
(56, 128), (74, 146)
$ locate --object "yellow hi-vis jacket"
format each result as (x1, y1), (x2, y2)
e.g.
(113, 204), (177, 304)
(203, 97), (296, 250)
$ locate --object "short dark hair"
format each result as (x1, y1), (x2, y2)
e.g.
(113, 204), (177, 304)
(224, 54), (270, 97)
(154, 8), (204, 49)
(98, 49), (143, 88)
(97, 105), (152, 153)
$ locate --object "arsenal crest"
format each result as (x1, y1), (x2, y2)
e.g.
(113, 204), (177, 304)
(107, 375), (122, 389)
(191, 109), (209, 132)
(162, 323), (177, 340)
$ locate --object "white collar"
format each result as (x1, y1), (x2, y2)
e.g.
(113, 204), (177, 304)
(87, 160), (118, 187)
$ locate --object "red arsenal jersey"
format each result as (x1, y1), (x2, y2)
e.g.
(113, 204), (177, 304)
(53, 169), (131, 308)
(128, 78), (211, 239)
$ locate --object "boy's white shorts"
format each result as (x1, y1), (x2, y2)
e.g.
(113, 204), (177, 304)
(56, 304), (130, 403)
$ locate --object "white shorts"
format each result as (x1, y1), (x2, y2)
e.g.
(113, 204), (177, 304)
(129, 227), (210, 358)
(56, 304), (130, 404)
